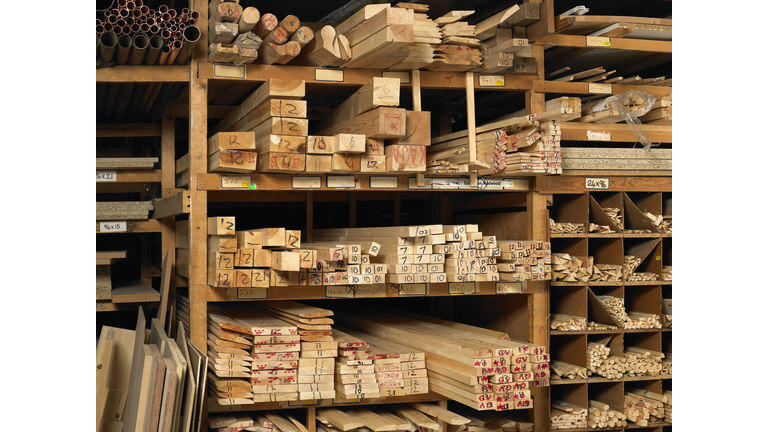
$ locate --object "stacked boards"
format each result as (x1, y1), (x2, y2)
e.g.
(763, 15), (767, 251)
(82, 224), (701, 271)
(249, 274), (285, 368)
(428, 106), (579, 175)
(315, 403), (471, 432)
(334, 308), (551, 411)
(208, 410), (310, 432)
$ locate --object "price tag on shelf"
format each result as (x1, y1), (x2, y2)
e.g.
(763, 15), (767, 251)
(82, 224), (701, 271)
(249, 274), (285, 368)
(585, 178), (610, 190)
(586, 131), (612, 141)
(315, 68), (344, 82)
(478, 75), (506, 87)
(326, 176), (356, 188)
(369, 176), (398, 189)
(354, 284), (387, 298)
(496, 282), (522, 294)
(396, 283), (427, 296)
(96, 171), (117, 182)
(99, 221), (127, 233)
(221, 175), (252, 189)
(213, 64), (246, 79)
(588, 83), (612, 94)
(586, 36), (611, 47)
(237, 287), (267, 299)
(325, 285), (355, 298)
(291, 176), (322, 189)
(449, 282), (476, 295)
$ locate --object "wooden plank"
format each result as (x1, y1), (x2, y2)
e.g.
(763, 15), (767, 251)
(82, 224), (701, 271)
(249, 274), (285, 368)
(153, 191), (191, 219)
(473, 5), (520, 40)
(148, 344), (167, 432)
(319, 107), (407, 139)
(322, 77), (401, 130)
(215, 78), (306, 134)
(96, 66), (190, 83)
(390, 111), (431, 146)
(177, 323), (198, 432)
(122, 306), (147, 432)
(96, 329), (115, 429)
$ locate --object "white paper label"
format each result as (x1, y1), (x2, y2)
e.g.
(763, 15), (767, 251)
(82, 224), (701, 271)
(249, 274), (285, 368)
(585, 178), (610, 190)
(292, 176), (322, 189)
(315, 68), (344, 82)
(369, 176), (398, 189)
(588, 83), (612, 94)
(587, 131), (612, 141)
(354, 284), (387, 298)
(221, 175), (252, 188)
(408, 177), (527, 191)
(478, 75), (505, 87)
(96, 171), (117, 182)
(326, 176), (356, 188)
(396, 283), (427, 296)
(213, 64), (246, 79)
(99, 221), (127, 233)
(586, 36), (611, 47)
(496, 282), (522, 294)
(237, 287), (267, 299)
(449, 282), (476, 295)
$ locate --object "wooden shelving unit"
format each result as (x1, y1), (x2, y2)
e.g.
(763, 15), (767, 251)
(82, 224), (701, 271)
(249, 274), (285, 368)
(95, 1), (672, 431)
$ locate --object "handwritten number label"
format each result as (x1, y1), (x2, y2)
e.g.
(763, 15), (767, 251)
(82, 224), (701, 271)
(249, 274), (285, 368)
(96, 171), (117, 182)
(585, 178), (610, 190)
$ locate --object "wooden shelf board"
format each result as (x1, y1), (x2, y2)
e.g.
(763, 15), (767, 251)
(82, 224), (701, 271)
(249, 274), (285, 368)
(587, 233), (625, 238)
(198, 281), (530, 302)
(625, 421), (671, 429)
(560, 123), (671, 143)
(197, 173), (530, 193)
(110, 280), (160, 303)
(96, 65), (189, 83)
(96, 220), (162, 233)
(551, 281), (668, 287)
(96, 300), (142, 312)
(551, 233), (588, 238)
(534, 176), (671, 193)
(620, 233), (662, 238)
(561, 170), (671, 178)
(96, 124), (163, 138)
(533, 80), (671, 97)
(208, 392), (444, 413)
(537, 34), (672, 53)
(550, 329), (623, 335)
(198, 62), (537, 91)
(550, 378), (588, 386)
(96, 169), (163, 183)
(661, 328), (672, 332)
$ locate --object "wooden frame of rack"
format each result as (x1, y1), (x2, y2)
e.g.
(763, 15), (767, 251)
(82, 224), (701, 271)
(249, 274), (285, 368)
(95, 1), (673, 431)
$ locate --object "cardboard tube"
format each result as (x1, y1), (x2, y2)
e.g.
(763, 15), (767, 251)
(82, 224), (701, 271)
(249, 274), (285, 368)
(144, 34), (164, 64)
(129, 33), (149, 65)
(116, 34), (132, 64)
(99, 31), (118, 63)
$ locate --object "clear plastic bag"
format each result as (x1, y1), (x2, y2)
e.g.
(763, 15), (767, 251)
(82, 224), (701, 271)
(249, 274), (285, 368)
(583, 90), (658, 150)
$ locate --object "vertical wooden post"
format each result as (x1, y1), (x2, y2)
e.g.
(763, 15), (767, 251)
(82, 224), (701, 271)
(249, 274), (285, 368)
(307, 407), (317, 432)
(465, 72), (477, 163)
(189, 0), (209, 353)
(525, 40), (550, 432)
(160, 116), (176, 335)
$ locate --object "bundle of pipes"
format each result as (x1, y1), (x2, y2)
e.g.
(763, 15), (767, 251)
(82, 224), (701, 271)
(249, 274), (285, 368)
(96, 0), (201, 66)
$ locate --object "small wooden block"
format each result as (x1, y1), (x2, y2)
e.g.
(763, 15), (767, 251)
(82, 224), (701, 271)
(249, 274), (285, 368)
(236, 249), (255, 267)
(306, 136), (335, 155)
(385, 145), (426, 172)
(253, 250), (273, 267)
(257, 153), (306, 173)
(272, 251), (301, 272)
(359, 154), (387, 173)
(304, 154), (333, 173)
(270, 269), (290, 286)
(235, 269), (253, 287)
(333, 134), (366, 153)
(285, 230), (301, 249)
(332, 153), (361, 172)
(208, 217), (236, 235)
(209, 235), (237, 253)
(365, 138), (385, 155)
(390, 111), (431, 146)
(236, 231), (263, 249)
(208, 149), (258, 173)
(251, 269), (270, 287)
(209, 269), (234, 288)
(208, 132), (256, 155)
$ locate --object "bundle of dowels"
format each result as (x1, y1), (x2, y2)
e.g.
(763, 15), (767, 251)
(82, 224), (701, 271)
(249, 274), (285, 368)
(623, 347), (664, 378)
(625, 311), (662, 329)
(549, 361), (588, 380)
(551, 254), (592, 282)
(550, 400), (587, 429)
(207, 1), (314, 66)
(588, 342), (628, 380)
(334, 327), (428, 399)
(596, 295), (631, 328)
(587, 400), (628, 429)
(624, 389), (666, 426)
(549, 219), (585, 234)
(251, 301), (338, 400)
(428, 107), (575, 175)
(209, 79), (308, 174)
(550, 314), (587, 331)
(335, 308), (550, 411)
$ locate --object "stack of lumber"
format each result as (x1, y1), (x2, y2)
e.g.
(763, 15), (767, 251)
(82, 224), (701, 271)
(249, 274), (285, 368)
(96, 251), (125, 300)
(335, 308), (550, 411)
(549, 66), (614, 83)
(589, 264), (622, 282)
(416, 10), (479, 72)
(330, 329), (380, 399)
(496, 240), (552, 282)
(560, 148), (672, 175)
(639, 94), (672, 125)
(205, 303), (302, 403)
(428, 108), (575, 175)
(452, 409), (535, 432)
(587, 322), (618, 331)
(313, 77), (415, 174)
(596, 296), (631, 328)
(623, 347), (664, 378)
(550, 314), (587, 331)
(579, 92), (655, 124)
(304, 241), (390, 287)
(551, 254), (592, 282)
(587, 400), (628, 429)
(549, 219), (584, 234)
(363, 3), (436, 70)
(97, 201), (153, 220)
(550, 400), (587, 429)
(317, 403), (470, 432)
(547, 66), (668, 86)
(554, 14), (672, 38)
(661, 298), (672, 328)
(624, 390), (665, 426)
(99, 307), (203, 432)
(251, 301), (338, 400)
(331, 4), (415, 69)
(212, 79), (308, 174)
(207, 131), (258, 173)
(476, 8), (536, 74)
(549, 361), (588, 380)
(209, 411), (309, 432)
(336, 327), (428, 398)
(625, 311), (662, 329)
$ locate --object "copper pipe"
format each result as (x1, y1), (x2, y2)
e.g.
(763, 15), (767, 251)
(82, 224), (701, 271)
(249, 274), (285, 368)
(140, 23), (149, 33)
(190, 10), (199, 21)
(178, 23), (186, 31)
(99, 31), (118, 62)
(141, 6), (148, 15)
(146, 17), (154, 25)
(117, 19), (126, 28)
(161, 12), (171, 22)
(102, 9), (111, 18)
(119, 8), (129, 18)
(133, 9), (141, 18)
(107, 14), (117, 24)
(175, 25), (200, 65)
(167, 39), (182, 65)
(112, 24), (122, 35)
(149, 24), (159, 34)
(117, 0), (126, 8)
(170, 25), (177, 32)
(169, 9), (177, 18)
(157, 43), (171, 65)
(159, 4), (168, 13)
(131, 23), (140, 33)
(97, 23), (105, 35)
(134, 0), (142, 7)
(126, 1), (135, 11)
(104, 22), (113, 32)
(116, 33), (132, 64)
(144, 34), (163, 64)
(187, 18), (195, 26)
(179, 8), (189, 22)
(161, 29), (171, 40)
(125, 17), (134, 25)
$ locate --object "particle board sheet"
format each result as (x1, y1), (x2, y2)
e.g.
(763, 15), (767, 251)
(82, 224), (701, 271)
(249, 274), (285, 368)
(110, 280), (160, 303)
(561, 148), (671, 172)
(97, 201), (154, 220)
(96, 157), (159, 169)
